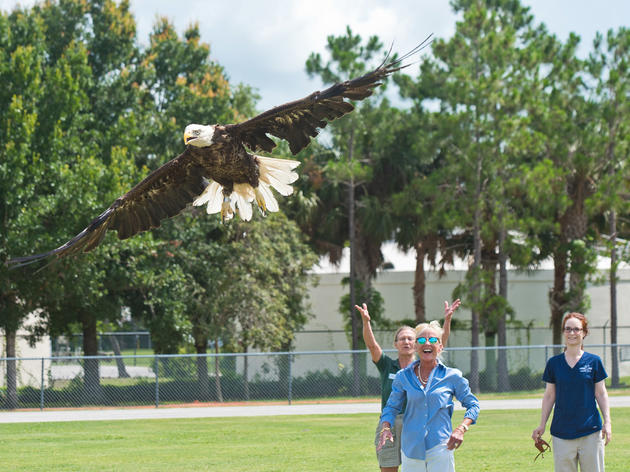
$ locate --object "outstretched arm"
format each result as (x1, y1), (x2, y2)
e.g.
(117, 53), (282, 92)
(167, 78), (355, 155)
(355, 303), (382, 363)
(442, 299), (461, 346)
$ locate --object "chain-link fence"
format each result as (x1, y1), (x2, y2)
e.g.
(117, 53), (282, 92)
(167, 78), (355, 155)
(51, 332), (152, 357)
(295, 325), (630, 353)
(1, 344), (629, 411)
(50, 325), (630, 356)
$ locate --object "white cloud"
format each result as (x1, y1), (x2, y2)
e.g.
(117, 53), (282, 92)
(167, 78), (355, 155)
(2, 0), (630, 113)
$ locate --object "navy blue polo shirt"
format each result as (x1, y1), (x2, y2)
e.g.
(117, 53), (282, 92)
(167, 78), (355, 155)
(542, 351), (607, 439)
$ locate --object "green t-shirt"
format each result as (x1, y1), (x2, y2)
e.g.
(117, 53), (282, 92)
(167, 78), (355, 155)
(374, 353), (404, 411)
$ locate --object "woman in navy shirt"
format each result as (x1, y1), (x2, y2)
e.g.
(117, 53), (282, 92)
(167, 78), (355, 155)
(532, 312), (612, 471)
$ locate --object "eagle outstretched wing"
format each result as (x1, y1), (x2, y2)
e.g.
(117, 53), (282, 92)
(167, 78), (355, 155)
(8, 149), (206, 267)
(228, 35), (433, 155)
(7, 35), (433, 268)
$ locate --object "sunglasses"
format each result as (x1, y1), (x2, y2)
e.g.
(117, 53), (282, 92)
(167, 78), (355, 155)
(417, 336), (439, 345)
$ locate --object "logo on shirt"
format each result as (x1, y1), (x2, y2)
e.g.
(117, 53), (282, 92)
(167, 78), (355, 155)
(579, 365), (592, 374)
(388, 373), (397, 380)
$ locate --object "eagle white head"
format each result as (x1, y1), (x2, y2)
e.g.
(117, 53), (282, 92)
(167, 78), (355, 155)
(184, 124), (215, 147)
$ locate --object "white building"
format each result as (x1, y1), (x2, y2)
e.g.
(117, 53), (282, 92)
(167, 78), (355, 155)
(0, 313), (51, 388)
(291, 242), (630, 377)
(4, 242), (630, 382)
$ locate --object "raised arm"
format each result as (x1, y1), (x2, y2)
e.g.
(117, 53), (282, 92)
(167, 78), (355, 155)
(355, 303), (382, 363)
(442, 299), (461, 346)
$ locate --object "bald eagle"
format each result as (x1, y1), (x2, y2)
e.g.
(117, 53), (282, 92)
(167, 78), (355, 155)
(8, 36), (432, 267)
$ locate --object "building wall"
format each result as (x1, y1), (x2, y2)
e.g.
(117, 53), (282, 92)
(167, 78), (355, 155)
(0, 314), (52, 388)
(3, 265), (629, 383)
(294, 267), (630, 377)
(301, 269), (630, 341)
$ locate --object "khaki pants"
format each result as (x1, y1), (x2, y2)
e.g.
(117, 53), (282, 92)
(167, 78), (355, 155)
(375, 414), (403, 468)
(552, 431), (605, 472)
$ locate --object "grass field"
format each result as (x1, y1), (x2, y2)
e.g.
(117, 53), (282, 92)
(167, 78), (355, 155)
(1, 408), (628, 471)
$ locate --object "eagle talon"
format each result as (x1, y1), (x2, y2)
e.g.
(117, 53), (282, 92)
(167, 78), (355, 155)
(254, 188), (267, 216)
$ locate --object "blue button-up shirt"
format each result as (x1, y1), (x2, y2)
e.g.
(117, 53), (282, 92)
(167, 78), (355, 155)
(380, 360), (480, 460)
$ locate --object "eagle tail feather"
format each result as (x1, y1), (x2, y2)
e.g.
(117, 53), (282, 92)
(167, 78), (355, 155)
(193, 180), (223, 214)
(256, 182), (280, 213)
(256, 155), (300, 196)
(232, 183), (254, 221)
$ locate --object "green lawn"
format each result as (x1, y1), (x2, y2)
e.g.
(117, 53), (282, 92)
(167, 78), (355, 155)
(0, 408), (628, 471)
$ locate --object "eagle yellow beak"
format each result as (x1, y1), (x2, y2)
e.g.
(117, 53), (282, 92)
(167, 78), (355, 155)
(184, 132), (193, 145)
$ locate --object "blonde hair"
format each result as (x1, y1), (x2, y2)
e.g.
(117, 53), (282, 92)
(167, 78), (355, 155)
(414, 320), (443, 339)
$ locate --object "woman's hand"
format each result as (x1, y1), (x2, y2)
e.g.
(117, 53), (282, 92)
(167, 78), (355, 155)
(602, 422), (612, 445)
(531, 426), (545, 442)
(376, 424), (394, 451)
(446, 425), (465, 450)
(355, 303), (371, 323)
(444, 299), (461, 321)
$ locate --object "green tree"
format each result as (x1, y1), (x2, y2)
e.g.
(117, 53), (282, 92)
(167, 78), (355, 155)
(0, 2), (115, 406)
(1, 0), (156, 399)
(587, 27), (630, 386)
(303, 27), (411, 395)
(409, 0), (546, 391)
(118, 17), (239, 357)
(163, 211), (316, 401)
(122, 18), (316, 402)
(524, 31), (608, 348)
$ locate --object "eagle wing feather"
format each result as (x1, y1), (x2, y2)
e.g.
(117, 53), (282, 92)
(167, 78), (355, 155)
(230, 35), (433, 155)
(8, 149), (206, 267)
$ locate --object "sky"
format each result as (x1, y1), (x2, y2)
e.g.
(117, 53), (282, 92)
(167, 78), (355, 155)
(1, 0), (630, 112)
(1, 0), (629, 271)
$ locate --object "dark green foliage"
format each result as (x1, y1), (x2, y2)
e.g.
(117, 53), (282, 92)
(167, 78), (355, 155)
(0, 2), (316, 404)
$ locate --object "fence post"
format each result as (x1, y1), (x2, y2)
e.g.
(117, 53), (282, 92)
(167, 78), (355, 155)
(154, 356), (159, 408)
(134, 334), (138, 365)
(603, 321), (608, 368)
(288, 353), (293, 405)
(40, 357), (45, 411)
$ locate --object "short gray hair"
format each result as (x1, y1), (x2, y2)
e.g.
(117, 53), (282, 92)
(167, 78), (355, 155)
(393, 325), (415, 343)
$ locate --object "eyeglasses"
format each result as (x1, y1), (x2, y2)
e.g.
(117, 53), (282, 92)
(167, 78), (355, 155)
(563, 327), (583, 334)
(417, 336), (439, 344)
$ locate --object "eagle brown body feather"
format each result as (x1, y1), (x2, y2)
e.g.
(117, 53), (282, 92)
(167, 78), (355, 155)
(8, 35), (433, 267)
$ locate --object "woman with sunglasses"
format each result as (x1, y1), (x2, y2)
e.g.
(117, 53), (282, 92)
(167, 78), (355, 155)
(532, 312), (611, 471)
(377, 316), (479, 471)
(356, 300), (460, 472)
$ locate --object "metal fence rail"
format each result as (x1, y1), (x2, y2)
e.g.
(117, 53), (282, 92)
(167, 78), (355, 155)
(1, 344), (629, 411)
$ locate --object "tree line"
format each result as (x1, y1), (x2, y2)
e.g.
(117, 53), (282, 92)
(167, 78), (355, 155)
(0, 0), (316, 407)
(1, 0), (628, 405)
(292, 0), (630, 393)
